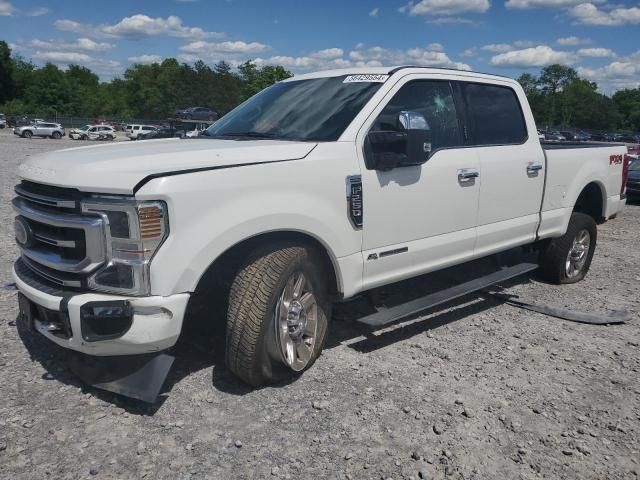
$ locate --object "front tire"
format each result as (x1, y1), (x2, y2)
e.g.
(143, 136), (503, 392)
(225, 245), (331, 386)
(51, 131), (61, 139)
(22, 130), (33, 139)
(538, 212), (597, 284)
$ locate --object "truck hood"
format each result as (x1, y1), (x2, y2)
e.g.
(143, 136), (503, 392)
(18, 138), (317, 194)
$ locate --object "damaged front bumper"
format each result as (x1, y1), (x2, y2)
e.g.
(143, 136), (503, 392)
(13, 263), (189, 356)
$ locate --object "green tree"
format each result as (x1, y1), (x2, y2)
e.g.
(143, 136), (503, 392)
(238, 61), (292, 99)
(0, 40), (15, 104)
(537, 64), (578, 125)
(613, 88), (640, 131)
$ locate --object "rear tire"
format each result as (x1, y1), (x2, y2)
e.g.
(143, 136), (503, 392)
(225, 245), (331, 387)
(538, 212), (597, 284)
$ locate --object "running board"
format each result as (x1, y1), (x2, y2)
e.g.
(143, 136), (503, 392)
(357, 262), (539, 329)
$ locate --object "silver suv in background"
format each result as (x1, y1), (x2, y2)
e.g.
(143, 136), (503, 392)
(126, 124), (157, 140)
(14, 122), (65, 139)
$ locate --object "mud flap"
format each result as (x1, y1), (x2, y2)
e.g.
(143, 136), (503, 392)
(68, 352), (174, 403)
(485, 291), (630, 325)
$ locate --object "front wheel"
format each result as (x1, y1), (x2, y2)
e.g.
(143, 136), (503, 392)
(225, 246), (331, 386)
(538, 212), (597, 284)
(51, 131), (61, 139)
(22, 130), (33, 139)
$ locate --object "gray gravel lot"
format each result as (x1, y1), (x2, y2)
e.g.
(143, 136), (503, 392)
(0, 128), (639, 480)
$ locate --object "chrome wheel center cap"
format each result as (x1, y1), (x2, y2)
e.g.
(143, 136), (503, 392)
(286, 301), (307, 339)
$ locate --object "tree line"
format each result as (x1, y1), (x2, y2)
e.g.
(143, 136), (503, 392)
(0, 40), (292, 120)
(1, 40), (639, 131)
(517, 64), (639, 132)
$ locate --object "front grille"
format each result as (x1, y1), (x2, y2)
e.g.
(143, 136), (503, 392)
(13, 182), (106, 289)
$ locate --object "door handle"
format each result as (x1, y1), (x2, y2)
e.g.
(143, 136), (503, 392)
(527, 162), (543, 175)
(458, 169), (479, 184)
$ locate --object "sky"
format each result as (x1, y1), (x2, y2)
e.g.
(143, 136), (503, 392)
(1, 0), (639, 93)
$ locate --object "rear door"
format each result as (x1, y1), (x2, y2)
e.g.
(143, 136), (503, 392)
(458, 81), (545, 257)
(357, 75), (481, 290)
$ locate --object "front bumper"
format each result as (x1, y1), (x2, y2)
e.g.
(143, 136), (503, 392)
(13, 263), (189, 356)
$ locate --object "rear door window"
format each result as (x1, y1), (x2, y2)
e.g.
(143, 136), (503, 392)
(461, 82), (527, 146)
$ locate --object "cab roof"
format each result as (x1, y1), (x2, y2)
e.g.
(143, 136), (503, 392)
(283, 65), (516, 85)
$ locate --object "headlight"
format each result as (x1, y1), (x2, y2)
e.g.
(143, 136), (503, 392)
(81, 196), (169, 295)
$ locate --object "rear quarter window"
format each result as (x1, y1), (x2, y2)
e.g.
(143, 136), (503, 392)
(462, 83), (527, 146)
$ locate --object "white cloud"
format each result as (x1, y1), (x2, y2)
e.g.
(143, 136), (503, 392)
(577, 47), (616, 58)
(128, 54), (164, 64)
(101, 14), (223, 39)
(578, 59), (640, 92)
(505, 0), (595, 9)
(31, 50), (122, 80)
(401, 0), (490, 16)
(481, 43), (514, 53)
(557, 36), (591, 46)
(181, 40), (268, 56)
(369, 7), (379, 16)
(56, 15), (224, 40)
(311, 48), (344, 59)
(54, 19), (92, 34)
(0, 0), (15, 15)
(250, 44), (471, 73)
(569, 3), (640, 26)
(31, 38), (115, 52)
(32, 51), (94, 63)
(490, 45), (576, 67)
(26, 7), (49, 16)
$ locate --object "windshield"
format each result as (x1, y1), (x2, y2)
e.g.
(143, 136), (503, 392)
(80, 125), (90, 131)
(629, 158), (640, 171)
(205, 75), (385, 142)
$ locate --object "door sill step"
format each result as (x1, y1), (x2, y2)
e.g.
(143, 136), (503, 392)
(356, 262), (539, 329)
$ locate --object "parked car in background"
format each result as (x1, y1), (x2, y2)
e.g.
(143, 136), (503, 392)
(542, 131), (565, 141)
(126, 124), (157, 140)
(139, 128), (181, 140)
(174, 106), (218, 121)
(626, 156), (640, 200)
(13, 122), (65, 139)
(615, 134), (640, 144)
(0, 113), (6, 129)
(70, 125), (116, 140)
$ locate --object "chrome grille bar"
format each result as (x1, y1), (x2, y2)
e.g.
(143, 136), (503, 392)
(14, 184), (77, 209)
(12, 196), (106, 274)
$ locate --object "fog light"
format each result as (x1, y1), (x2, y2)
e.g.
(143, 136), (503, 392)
(80, 301), (133, 342)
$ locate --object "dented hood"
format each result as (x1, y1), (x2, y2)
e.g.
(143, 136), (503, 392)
(18, 138), (317, 194)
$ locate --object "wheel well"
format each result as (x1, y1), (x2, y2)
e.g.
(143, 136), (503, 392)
(573, 182), (604, 223)
(180, 232), (340, 341)
(193, 231), (340, 298)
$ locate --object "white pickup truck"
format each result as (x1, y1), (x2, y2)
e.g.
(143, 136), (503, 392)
(12, 67), (630, 394)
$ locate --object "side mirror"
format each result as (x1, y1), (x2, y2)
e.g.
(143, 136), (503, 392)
(364, 111), (432, 171)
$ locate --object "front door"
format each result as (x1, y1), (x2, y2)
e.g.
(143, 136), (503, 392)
(356, 75), (481, 291)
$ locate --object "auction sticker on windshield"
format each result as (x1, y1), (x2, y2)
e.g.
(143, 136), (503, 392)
(343, 74), (389, 83)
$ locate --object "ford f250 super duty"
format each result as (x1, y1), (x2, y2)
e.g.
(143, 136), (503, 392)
(12, 67), (631, 396)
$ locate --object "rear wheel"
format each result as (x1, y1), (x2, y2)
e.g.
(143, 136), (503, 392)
(538, 212), (597, 284)
(225, 245), (331, 386)
(51, 131), (61, 139)
(22, 130), (33, 139)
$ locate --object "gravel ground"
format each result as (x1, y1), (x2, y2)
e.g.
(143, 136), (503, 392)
(0, 129), (638, 480)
